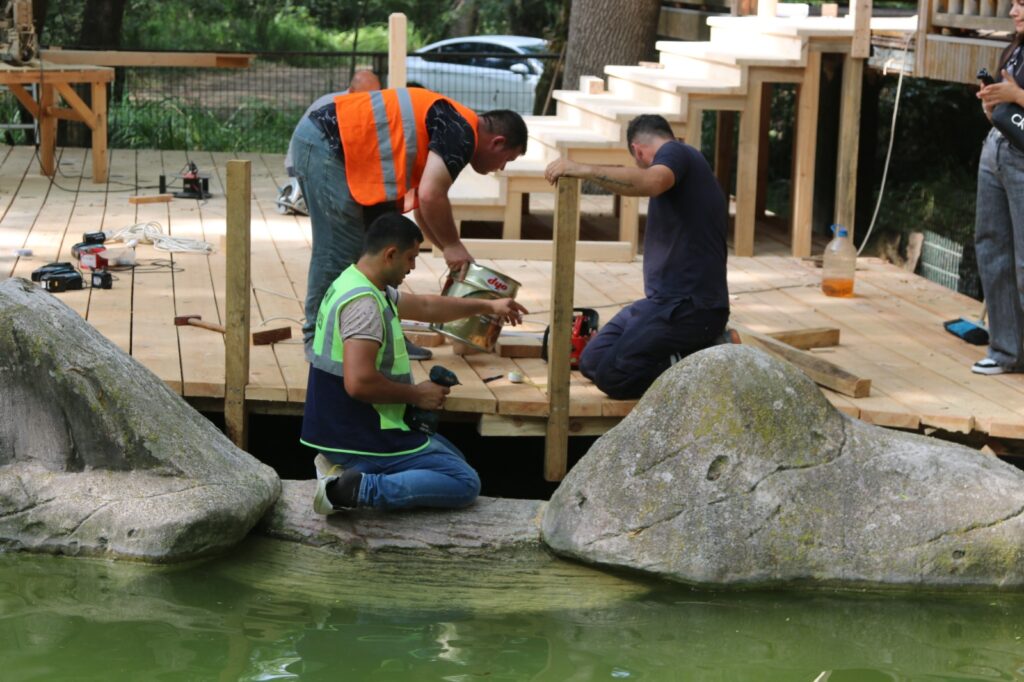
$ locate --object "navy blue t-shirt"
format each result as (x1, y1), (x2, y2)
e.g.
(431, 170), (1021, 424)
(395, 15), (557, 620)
(643, 140), (729, 309)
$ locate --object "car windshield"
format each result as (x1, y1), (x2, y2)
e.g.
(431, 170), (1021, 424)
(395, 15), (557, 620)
(518, 43), (549, 55)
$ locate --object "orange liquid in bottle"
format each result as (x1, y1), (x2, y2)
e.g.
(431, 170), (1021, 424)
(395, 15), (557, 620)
(821, 277), (854, 297)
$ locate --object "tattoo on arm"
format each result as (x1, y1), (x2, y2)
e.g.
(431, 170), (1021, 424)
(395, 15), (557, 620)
(594, 174), (634, 190)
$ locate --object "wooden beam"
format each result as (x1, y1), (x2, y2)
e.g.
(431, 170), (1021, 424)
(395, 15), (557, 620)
(40, 49), (254, 68)
(433, 239), (635, 262)
(618, 194), (639, 258)
(225, 160), (252, 449)
(735, 325), (871, 398)
(766, 326), (840, 350)
(735, 75), (763, 257)
(388, 13), (407, 88)
(90, 79), (108, 183)
(480, 414), (621, 437)
(128, 194), (173, 204)
(545, 177), (580, 481)
(714, 111), (736, 197)
(851, 0), (873, 59)
(7, 83), (38, 118)
(38, 84), (55, 177)
(497, 336), (544, 358)
(791, 50), (821, 258)
(53, 82), (98, 128)
(834, 55), (864, 239)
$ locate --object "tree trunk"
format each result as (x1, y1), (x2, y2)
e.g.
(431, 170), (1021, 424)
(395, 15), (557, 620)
(562, 0), (660, 91)
(447, 0), (480, 38)
(63, 0), (128, 147)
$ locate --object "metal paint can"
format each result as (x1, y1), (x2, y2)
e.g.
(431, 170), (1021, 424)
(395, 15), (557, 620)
(431, 263), (521, 352)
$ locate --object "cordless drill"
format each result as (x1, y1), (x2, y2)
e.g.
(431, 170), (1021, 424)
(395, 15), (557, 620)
(404, 365), (460, 435)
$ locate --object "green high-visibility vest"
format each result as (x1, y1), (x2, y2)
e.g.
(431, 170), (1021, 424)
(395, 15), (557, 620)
(310, 264), (412, 432)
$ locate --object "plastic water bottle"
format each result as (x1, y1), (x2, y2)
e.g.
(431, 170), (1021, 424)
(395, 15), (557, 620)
(821, 224), (856, 297)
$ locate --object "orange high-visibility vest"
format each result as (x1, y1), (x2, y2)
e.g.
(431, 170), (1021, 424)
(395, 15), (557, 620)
(335, 88), (479, 208)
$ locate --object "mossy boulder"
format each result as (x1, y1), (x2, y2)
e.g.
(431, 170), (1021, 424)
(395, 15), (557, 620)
(0, 278), (280, 562)
(542, 344), (1024, 588)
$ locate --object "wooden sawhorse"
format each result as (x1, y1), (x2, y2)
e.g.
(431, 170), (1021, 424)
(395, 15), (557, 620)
(0, 61), (114, 183)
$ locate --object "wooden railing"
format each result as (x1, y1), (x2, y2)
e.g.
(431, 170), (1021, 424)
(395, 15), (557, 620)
(930, 0), (1012, 32)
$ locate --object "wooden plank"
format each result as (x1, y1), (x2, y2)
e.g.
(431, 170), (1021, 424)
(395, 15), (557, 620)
(225, 160), (251, 449)
(38, 84), (55, 177)
(85, 148), (137, 355)
(498, 335), (543, 358)
(161, 149), (224, 398)
(516, 357), (604, 417)
(40, 49), (255, 68)
(734, 324), (871, 398)
(734, 74), (762, 257)
(834, 55), (863, 239)
(546, 177), (580, 481)
(791, 50), (821, 259)
(128, 193), (173, 204)
(53, 82), (98, 128)
(851, 0), (872, 59)
(463, 352), (549, 416)
(434, 239), (635, 263)
(479, 414), (622, 437)
(388, 13), (407, 88)
(130, 149), (184, 393)
(765, 326), (840, 350)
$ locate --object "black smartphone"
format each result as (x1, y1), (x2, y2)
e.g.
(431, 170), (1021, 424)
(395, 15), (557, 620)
(977, 67), (995, 86)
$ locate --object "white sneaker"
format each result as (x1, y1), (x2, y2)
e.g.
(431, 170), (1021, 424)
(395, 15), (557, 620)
(972, 358), (1008, 375)
(313, 474), (339, 516)
(314, 453), (344, 481)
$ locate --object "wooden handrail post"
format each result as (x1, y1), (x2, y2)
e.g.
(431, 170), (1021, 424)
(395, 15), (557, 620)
(545, 176), (580, 482)
(851, 0), (872, 59)
(225, 160), (251, 449)
(388, 13), (407, 88)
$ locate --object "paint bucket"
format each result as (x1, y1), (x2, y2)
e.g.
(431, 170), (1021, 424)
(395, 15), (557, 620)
(431, 263), (521, 352)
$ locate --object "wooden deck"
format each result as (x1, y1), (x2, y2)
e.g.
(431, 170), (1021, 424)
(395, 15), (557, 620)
(1, 146), (1021, 440)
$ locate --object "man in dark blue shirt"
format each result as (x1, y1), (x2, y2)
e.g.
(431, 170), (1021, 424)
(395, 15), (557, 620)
(544, 114), (730, 399)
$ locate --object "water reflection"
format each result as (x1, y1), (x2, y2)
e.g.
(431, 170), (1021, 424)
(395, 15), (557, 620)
(0, 537), (1022, 681)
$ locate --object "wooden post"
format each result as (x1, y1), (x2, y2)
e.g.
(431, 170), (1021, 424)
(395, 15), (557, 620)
(90, 79), (108, 183)
(791, 50), (822, 257)
(38, 84), (55, 177)
(545, 177), (580, 482)
(755, 84), (773, 220)
(835, 55), (864, 240)
(619, 194), (640, 258)
(735, 76), (763, 257)
(915, 0), (933, 78)
(758, 0), (778, 17)
(225, 160), (252, 449)
(850, 0), (872, 60)
(388, 13), (407, 88)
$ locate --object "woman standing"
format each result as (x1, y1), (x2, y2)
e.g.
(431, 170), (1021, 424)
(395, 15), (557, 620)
(974, 0), (1024, 375)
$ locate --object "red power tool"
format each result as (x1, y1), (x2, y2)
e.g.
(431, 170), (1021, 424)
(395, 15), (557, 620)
(542, 307), (599, 369)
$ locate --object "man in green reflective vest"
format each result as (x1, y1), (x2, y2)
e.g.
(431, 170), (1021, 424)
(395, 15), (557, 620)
(301, 213), (527, 514)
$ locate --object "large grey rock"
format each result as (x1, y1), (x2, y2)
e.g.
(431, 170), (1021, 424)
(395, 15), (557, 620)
(262, 479), (546, 558)
(542, 344), (1024, 588)
(0, 278), (280, 562)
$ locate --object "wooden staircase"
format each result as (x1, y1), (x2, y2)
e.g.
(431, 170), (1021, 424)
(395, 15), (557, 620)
(448, 11), (907, 259)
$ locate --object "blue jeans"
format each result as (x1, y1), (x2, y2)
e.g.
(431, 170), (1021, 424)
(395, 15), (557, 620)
(290, 117), (397, 353)
(975, 128), (1024, 370)
(321, 434), (481, 510)
(579, 298), (729, 399)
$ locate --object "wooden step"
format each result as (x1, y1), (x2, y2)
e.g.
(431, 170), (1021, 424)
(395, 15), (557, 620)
(551, 90), (685, 140)
(604, 65), (742, 103)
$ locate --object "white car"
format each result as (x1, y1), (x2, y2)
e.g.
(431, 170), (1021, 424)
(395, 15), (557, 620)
(406, 35), (548, 114)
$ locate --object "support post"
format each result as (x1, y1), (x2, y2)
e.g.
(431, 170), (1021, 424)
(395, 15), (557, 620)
(618, 194), (639, 258)
(90, 79), (108, 183)
(850, 0), (872, 59)
(38, 84), (55, 177)
(388, 13), (407, 88)
(735, 76), (763, 257)
(714, 111), (736, 197)
(225, 160), (252, 449)
(545, 177), (580, 481)
(835, 55), (864, 239)
(791, 50), (822, 257)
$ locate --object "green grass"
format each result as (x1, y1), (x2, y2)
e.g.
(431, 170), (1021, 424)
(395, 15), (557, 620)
(109, 98), (299, 153)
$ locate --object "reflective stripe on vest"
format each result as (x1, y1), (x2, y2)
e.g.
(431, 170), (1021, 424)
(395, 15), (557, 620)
(335, 88), (479, 207)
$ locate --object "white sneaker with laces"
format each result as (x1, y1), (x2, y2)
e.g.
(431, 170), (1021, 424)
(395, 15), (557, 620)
(972, 358), (1007, 375)
(313, 474), (339, 516)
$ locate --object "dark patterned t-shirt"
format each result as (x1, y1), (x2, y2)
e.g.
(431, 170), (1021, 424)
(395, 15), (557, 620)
(308, 96), (474, 182)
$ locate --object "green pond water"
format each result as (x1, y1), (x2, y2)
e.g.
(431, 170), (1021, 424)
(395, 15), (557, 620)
(2, 537), (1023, 681)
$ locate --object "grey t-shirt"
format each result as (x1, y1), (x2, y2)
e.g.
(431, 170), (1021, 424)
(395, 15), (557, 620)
(338, 287), (401, 344)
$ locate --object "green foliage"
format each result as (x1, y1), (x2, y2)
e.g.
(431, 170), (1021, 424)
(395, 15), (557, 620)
(109, 98), (298, 153)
